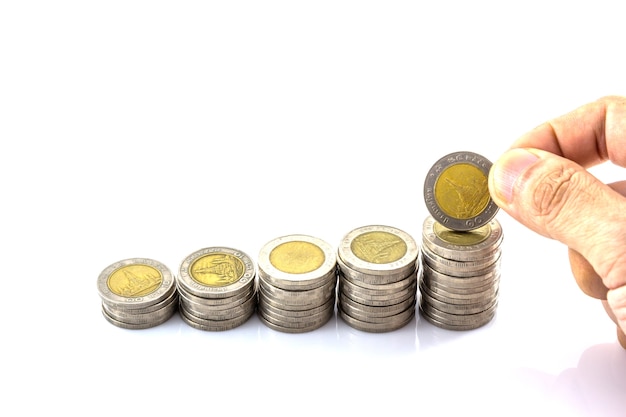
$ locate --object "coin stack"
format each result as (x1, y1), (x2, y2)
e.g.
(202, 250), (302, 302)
(421, 151), (502, 330)
(97, 258), (179, 329)
(419, 216), (502, 330)
(337, 225), (419, 333)
(177, 247), (257, 331)
(257, 234), (337, 333)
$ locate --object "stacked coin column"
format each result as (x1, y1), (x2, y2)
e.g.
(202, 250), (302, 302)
(176, 247), (257, 331)
(97, 258), (179, 329)
(257, 235), (337, 333)
(420, 151), (503, 330)
(336, 225), (419, 333)
(419, 217), (502, 329)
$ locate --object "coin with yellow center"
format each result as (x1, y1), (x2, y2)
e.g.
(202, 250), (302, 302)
(108, 264), (162, 297)
(177, 247), (256, 298)
(424, 151), (499, 231)
(190, 253), (245, 287)
(338, 225), (418, 276)
(433, 221), (491, 246)
(269, 241), (325, 274)
(97, 257), (175, 309)
(421, 215), (503, 262)
(257, 234), (337, 290)
(350, 231), (407, 264)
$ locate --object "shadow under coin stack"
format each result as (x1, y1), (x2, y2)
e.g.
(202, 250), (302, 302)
(337, 225), (419, 333)
(177, 247), (257, 331)
(421, 151), (502, 330)
(97, 258), (178, 329)
(257, 235), (337, 333)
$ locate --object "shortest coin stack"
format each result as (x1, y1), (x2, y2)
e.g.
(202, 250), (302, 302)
(337, 225), (419, 333)
(97, 258), (179, 329)
(419, 215), (503, 330)
(177, 247), (257, 331)
(257, 234), (337, 333)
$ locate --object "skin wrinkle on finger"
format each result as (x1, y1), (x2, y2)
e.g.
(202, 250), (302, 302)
(494, 96), (626, 340)
(510, 151), (626, 291)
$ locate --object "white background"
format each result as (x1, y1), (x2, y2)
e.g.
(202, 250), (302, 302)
(1, 1), (625, 416)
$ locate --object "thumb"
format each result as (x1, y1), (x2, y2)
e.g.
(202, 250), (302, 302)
(488, 147), (626, 294)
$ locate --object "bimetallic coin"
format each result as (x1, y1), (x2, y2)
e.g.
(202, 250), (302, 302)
(97, 258), (175, 310)
(257, 234), (337, 290)
(178, 247), (256, 299)
(338, 225), (418, 276)
(424, 151), (499, 231)
(422, 216), (503, 261)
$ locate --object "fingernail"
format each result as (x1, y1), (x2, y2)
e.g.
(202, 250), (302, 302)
(490, 148), (539, 203)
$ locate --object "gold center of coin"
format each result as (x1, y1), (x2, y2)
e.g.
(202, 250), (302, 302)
(434, 163), (490, 219)
(434, 221), (491, 245)
(190, 253), (245, 287)
(351, 231), (407, 264)
(108, 264), (162, 297)
(269, 241), (325, 274)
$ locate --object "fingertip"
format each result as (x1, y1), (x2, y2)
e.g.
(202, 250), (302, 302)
(489, 148), (540, 207)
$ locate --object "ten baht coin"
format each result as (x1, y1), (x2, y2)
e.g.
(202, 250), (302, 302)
(177, 247), (256, 299)
(423, 151), (499, 231)
(97, 257), (176, 310)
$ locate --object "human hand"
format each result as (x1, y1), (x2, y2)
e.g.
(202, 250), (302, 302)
(487, 96), (626, 348)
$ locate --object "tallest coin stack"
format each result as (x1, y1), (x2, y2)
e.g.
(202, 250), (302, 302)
(420, 151), (503, 330)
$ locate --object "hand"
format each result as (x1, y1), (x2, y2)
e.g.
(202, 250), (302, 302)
(488, 96), (626, 348)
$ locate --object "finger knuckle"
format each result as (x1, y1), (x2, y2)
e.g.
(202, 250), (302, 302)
(531, 167), (586, 236)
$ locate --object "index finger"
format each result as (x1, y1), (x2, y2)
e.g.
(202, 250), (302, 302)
(512, 95), (626, 169)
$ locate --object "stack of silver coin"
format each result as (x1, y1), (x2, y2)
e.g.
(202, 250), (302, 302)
(257, 234), (337, 333)
(97, 258), (178, 329)
(177, 247), (257, 331)
(419, 215), (502, 330)
(337, 225), (419, 333)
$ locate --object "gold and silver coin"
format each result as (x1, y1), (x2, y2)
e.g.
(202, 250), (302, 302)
(423, 151), (499, 232)
(257, 234), (337, 333)
(177, 247), (257, 331)
(97, 258), (178, 329)
(419, 215), (502, 330)
(337, 225), (419, 333)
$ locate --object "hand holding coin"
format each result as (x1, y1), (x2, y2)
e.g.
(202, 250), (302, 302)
(488, 95), (626, 348)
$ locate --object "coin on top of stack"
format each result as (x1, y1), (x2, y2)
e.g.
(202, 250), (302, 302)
(97, 258), (178, 329)
(257, 234), (337, 333)
(420, 151), (502, 330)
(177, 247), (257, 331)
(337, 225), (419, 333)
